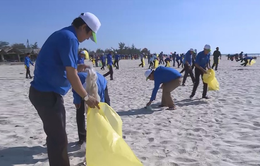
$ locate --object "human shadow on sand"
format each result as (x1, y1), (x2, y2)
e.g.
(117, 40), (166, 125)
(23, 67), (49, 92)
(0, 142), (85, 166)
(117, 107), (163, 116)
(174, 98), (208, 107)
(0, 146), (47, 166)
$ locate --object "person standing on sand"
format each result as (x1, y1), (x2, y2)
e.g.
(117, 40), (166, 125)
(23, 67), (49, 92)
(211, 47), (221, 70)
(145, 66), (182, 110)
(103, 50), (113, 80)
(24, 53), (34, 79)
(182, 48), (195, 86)
(190, 44), (211, 99)
(113, 52), (120, 69)
(29, 12), (101, 166)
(100, 53), (106, 70)
(73, 70), (110, 145)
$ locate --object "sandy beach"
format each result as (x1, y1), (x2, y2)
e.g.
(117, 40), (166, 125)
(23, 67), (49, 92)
(0, 58), (260, 166)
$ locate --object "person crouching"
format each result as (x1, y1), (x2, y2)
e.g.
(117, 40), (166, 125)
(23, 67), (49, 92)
(145, 66), (182, 110)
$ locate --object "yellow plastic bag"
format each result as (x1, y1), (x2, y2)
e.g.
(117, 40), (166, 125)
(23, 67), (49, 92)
(166, 61), (170, 67)
(248, 59), (256, 66)
(203, 69), (219, 91)
(142, 58), (145, 67)
(86, 103), (143, 166)
(154, 59), (159, 68)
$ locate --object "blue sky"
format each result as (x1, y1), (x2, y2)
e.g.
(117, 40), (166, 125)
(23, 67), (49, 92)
(1, 0), (260, 54)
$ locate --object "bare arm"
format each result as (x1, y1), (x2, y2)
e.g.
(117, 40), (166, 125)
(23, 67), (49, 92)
(66, 67), (87, 98)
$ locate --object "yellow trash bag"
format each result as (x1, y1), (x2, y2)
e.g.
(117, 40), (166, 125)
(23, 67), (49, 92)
(142, 58), (145, 67)
(166, 61), (170, 67)
(86, 103), (143, 166)
(203, 69), (219, 91)
(154, 59), (159, 68)
(248, 59), (256, 66)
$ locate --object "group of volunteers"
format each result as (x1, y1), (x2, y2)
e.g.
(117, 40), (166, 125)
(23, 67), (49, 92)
(144, 44), (215, 111)
(24, 10), (251, 166)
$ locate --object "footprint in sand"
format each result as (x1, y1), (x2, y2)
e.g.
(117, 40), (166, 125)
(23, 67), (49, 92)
(253, 121), (260, 127)
(148, 138), (154, 142)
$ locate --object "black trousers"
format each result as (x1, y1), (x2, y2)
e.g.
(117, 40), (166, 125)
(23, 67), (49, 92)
(159, 59), (164, 64)
(176, 60), (181, 68)
(182, 64), (195, 85)
(101, 61), (105, 70)
(29, 86), (70, 166)
(103, 64), (113, 80)
(191, 68), (208, 97)
(148, 62), (153, 69)
(114, 60), (119, 69)
(212, 59), (219, 70)
(76, 86), (110, 142)
(139, 59), (144, 67)
(26, 67), (32, 78)
(172, 58), (175, 66)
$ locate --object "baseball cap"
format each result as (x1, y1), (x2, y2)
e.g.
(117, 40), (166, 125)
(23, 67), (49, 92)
(80, 12), (101, 43)
(204, 44), (211, 50)
(144, 69), (153, 80)
(190, 48), (194, 52)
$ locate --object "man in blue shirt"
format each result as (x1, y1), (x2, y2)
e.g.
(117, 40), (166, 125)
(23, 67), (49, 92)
(190, 44), (211, 99)
(77, 51), (85, 64)
(113, 52), (120, 69)
(103, 50), (114, 80)
(145, 66), (182, 110)
(73, 71), (110, 144)
(182, 49), (195, 86)
(28, 12), (101, 166)
(24, 53), (34, 79)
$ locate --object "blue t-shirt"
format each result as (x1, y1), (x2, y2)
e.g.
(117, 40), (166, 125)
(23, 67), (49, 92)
(195, 51), (210, 69)
(31, 26), (79, 95)
(77, 56), (85, 64)
(107, 54), (113, 65)
(150, 66), (181, 101)
(72, 72), (107, 104)
(184, 51), (192, 65)
(245, 57), (253, 60)
(115, 54), (120, 61)
(24, 57), (33, 67)
(165, 57), (171, 62)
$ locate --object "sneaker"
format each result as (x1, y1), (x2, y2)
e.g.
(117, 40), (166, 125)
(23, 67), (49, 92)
(202, 96), (209, 99)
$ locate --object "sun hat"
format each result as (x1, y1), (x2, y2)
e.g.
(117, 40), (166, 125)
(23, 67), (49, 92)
(80, 12), (101, 43)
(144, 69), (153, 80)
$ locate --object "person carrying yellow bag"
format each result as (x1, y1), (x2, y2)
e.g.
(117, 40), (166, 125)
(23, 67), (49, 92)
(190, 44), (211, 99)
(80, 68), (142, 166)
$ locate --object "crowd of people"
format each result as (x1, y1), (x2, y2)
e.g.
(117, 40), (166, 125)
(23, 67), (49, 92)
(23, 11), (257, 166)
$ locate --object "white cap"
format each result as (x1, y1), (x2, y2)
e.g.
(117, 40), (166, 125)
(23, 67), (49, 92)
(80, 51), (85, 54)
(144, 69), (153, 80)
(204, 44), (211, 50)
(79, 12), (101, 43)
(190, 48), (194, 52)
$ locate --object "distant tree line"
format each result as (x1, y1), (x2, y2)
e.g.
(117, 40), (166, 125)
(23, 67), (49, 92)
(1, 40), (152, 56)
(0, 40), (39, 50)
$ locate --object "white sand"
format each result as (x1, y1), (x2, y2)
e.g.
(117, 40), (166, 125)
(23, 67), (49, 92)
(0, 58), (260, 166)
